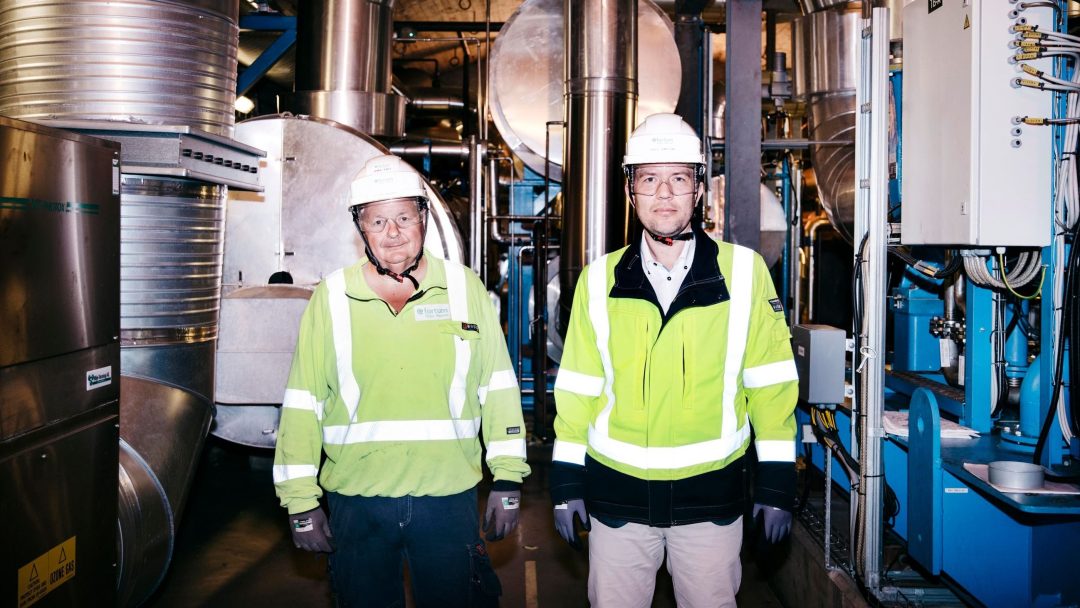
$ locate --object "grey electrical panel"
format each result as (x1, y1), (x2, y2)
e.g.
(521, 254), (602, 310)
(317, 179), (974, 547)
(792, 324), (847, 405)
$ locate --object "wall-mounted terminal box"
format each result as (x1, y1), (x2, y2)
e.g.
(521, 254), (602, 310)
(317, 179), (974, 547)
(792, 324), (848, 406)
(901, 0), (1054, 247)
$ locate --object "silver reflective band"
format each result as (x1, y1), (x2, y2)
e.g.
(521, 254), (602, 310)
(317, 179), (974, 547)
(326, 269), (362, 423)
(721, 246), (753, 439)
(486, 438), (527, 460)
(552, 439), (588, 466)
(755, 439), (796, 462)
(322, 417), (482, 444)
(554, 368), (605, 397)
(589, 421), (751, 470)
(445, 262), (471, 419)
(743, 360), (799, 388)
(273, 464), (318, 483)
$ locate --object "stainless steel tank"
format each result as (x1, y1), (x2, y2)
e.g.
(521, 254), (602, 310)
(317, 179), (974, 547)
(488, 0), (681, 182)
(213, 114), (464, 448)
(0, 0), (240, 137)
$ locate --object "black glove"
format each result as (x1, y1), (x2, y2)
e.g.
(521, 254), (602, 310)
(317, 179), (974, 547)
(483, 490), (521, 541)
(553, 499), (590, 550)
(289, 506), (335, 552)
(753, 503), (792, 544)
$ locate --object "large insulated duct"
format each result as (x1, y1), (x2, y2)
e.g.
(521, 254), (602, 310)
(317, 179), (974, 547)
(559, 0), (638, 331)
(0, 2), (244, 605)
(793, 1), (903, 242)
(0, 0), (239, 137)
(291, 0), (406, 137)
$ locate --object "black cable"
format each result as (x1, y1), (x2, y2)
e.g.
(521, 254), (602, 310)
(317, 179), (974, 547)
(1034, 222), (1080, 462)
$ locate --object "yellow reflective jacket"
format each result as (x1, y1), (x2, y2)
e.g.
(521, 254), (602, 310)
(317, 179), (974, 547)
(274, 253), (530, 514)
(551, 232), (798, 525)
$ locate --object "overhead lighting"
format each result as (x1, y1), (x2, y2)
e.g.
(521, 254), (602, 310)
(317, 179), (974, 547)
(234, 96), (255, 114)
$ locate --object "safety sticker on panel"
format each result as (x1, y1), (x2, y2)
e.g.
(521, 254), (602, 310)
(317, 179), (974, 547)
(17, 536), (76, 608)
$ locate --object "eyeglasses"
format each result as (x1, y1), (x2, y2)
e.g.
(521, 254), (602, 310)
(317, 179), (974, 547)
(359, 211), (424, 233)
(631, 173), (697, 196)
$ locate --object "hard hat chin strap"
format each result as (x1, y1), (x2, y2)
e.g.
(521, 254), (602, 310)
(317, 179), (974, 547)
(646, 229), (694, 247)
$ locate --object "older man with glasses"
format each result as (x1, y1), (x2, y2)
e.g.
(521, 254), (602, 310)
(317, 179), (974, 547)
(273, 154), (530, 607)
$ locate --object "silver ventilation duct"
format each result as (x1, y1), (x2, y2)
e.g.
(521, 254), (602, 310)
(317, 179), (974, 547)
(793, 1), (903, 242)
(290, 0), (406, 137)
(0, 0), (240, 137)
(0, 2), (259, 605)
(559, 0), (638, 329)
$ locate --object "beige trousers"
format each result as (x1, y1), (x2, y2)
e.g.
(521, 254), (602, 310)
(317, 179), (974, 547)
(587, 516), (743, 608)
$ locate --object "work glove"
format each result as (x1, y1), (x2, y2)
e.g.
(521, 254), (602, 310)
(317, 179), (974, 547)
(288, 506), (335, 553)
(553, 499), (590, 550)
(754, 503), (793, 544)
(483, 489), (521, 541)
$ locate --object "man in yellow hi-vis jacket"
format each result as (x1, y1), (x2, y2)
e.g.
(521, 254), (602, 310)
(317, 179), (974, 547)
(274, 154), (530, 607)
(550, 113), (798, 608)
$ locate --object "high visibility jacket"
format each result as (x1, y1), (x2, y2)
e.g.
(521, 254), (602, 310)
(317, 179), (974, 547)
(274, 253), (531, 514)
(550, 232), (798, 526)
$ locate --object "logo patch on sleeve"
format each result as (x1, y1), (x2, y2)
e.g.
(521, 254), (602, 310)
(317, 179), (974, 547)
(462, 322), (479, 332)
(769, 298), (784, 313)
(506, 426), (521, 435)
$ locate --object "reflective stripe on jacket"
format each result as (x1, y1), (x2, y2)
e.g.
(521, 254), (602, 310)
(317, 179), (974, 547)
(550, 232), (798, 525)
(274, 252), (530, 514)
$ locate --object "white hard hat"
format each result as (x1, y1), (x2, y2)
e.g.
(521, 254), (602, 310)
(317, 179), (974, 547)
(349, 154), (429, 210)
(622, 113), (705, 167)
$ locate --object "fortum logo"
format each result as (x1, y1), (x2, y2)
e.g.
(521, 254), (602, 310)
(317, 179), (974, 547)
(86, 366), (112, 390)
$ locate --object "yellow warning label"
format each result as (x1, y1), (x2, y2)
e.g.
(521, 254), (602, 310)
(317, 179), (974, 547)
(963, 14), (971, 30)
(17, 536), (76, 608)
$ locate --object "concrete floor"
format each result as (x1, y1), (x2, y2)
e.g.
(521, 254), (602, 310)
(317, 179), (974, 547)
(145, 438), (785, 608)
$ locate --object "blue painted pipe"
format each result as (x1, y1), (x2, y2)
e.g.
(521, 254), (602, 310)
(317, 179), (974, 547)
(1020, 353), (1042, 439)
(1005, 310), (1029, 379)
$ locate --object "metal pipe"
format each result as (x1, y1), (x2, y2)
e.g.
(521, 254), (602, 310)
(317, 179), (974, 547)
(853, 7), (889, 590)
(533, 216), (550, 440)
(515, 246), (535, 380)
(469, 136), (485, 273)
(789, 159), (804, 324)
(408, 93), (467, 112)
(296, 0), (394, 93)
(559, 0), (636, 333)
(488, 155), (523, 245)
(389, 140), (471, 158)
(292, 0), (405, 136)
(806, 217), (831, 320)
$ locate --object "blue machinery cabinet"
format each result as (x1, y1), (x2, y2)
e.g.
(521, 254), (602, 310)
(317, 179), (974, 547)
(799, 387), (1080, 607)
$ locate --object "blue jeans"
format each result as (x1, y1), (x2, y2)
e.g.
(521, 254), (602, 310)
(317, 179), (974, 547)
(327, 487), (501, 608)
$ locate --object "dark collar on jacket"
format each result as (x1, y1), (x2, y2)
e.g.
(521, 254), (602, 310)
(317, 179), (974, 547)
(609, 228), (731, 322)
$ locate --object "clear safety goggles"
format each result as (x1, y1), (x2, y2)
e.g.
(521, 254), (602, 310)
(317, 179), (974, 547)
(631, 172), (697, 197)
(359, 211), (424, 233)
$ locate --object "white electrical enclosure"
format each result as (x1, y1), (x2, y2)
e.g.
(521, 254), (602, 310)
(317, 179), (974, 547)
(901, 0), (1053, 247)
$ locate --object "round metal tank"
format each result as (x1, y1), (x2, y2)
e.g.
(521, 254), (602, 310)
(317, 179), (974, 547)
(120, 177), (227, 345)
(213, 114), (464, 448)
(488, 0), (681, 181)
(0, 0), (240, 137)
(793, 4), (860, 242)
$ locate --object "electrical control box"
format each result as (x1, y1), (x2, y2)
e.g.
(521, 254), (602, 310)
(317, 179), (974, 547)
(792, 324), (847, 406)
(901, 0), (1053, 247)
